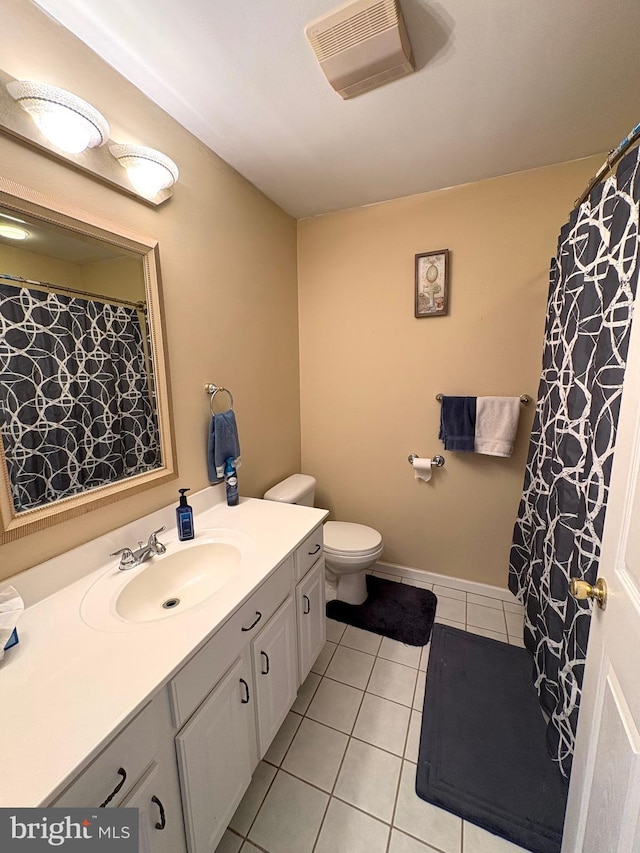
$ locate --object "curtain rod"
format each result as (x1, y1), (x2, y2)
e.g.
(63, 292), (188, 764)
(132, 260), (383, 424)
(574, 121), (640, 209)
(0, 272), (145, 312)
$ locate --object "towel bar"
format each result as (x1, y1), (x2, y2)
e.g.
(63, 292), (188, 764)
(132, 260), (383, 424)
(408, 454), (445, 467)
(205, 383), (234, 414)
(435, 394), (530, 404)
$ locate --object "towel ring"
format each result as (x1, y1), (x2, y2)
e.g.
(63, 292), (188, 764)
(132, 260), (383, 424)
(205, 383), (234, 415)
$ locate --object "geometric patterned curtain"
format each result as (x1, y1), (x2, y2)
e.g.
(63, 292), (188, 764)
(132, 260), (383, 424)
(0, 283), (160, 511)
(508, 144), (640, 777)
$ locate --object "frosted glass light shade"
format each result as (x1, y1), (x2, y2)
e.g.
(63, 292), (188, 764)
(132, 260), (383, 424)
(6, 81), (109, 154)
(0, 224), (29, 240)
(110, 144), (179, 198)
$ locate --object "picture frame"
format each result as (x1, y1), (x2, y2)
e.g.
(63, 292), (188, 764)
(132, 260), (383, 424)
(415, 249), (449, 318)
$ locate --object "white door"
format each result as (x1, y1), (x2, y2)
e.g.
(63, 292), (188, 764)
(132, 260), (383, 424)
(252, 595), (298, 758)
(562, 317), (640, 851)
(296, 557), (327, 685)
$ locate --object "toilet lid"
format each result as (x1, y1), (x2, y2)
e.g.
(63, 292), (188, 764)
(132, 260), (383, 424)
(323, 521), (383, 557)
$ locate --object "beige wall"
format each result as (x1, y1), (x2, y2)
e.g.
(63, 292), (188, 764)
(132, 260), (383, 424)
(297, 156), (602, 588)
(0, 0), (300, 579)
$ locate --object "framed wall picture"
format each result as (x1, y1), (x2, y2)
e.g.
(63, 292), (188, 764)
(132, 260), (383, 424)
(415, 249), (449, 317)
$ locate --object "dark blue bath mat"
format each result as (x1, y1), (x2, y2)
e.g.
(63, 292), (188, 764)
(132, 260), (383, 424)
(326, 574), (436, 646)
(416, 624), (568, 853)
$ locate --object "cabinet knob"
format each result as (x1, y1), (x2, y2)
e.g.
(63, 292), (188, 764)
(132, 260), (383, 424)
(261, 651), (270, 675)
(241, 611), (262, 632)
(303, 594), (311, 615)
(308, 543), (321, 556)
(239, 678), (250, 704)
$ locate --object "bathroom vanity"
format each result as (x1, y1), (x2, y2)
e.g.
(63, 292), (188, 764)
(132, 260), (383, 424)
(0, 488), (328, 852)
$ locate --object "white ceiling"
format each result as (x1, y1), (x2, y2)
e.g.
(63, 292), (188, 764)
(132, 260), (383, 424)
(32, 0), (640, 219)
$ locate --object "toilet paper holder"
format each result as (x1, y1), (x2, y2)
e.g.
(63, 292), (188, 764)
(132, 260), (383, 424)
(408, 454), (445, 467)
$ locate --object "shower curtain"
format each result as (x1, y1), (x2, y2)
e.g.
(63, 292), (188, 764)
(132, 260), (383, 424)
(509, 144), (640, 777)
(0, 283), (160, 511)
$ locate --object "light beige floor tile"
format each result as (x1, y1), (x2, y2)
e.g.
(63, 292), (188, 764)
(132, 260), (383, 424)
(292, 671), (321, 714)
(413, 670), (426, 710)
(379, 637), (422, 669)
(248, 770), (329, 853)
(467, 593), (504, 610)
(419, 644), (431, 672)
(465, 625), (508, 643)
(434, 596), (467, 623)
(402, 578), (433, 590)
(311, 641), (337, 675)
(334, 739), (402, 822)
(353, 692), (411, 756)
(229, 760), (277, 835)
(466, 603), (507, 633)
(326, 617), (347, 644)
(432, 584), (466, 601)
(505, 611), (524, 639)
(404, 710), (422, 762)
(264, 710), (303, 766)
(315, 798), (390, 853)
(394, 761), (462, 853)
(239, 843), (262, 853)
(325, 644), (376, 690)
(306, 677), (364, 733)
(214, 830), (243, 853)
(340, 624), (383, 655)
(463, 820), (532, 851)
(367, 658), (418, 707)
(282, 718), (348, 792)
(389, 828), (443, 852)
(434, 616), (465, 628)
(374, 570), (399, 581)
(503, 599), (525, 615)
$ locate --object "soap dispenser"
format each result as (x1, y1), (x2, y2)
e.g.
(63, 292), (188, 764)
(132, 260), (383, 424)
(176, 488), (195, 540)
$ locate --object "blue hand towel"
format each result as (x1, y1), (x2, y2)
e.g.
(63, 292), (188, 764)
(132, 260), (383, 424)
(439, 396), (477, 451)
(207, 410), (241, 483)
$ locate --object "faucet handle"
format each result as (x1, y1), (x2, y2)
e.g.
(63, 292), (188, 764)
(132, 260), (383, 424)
(148, 526), (167, 555)
(110, 547), (137, 569)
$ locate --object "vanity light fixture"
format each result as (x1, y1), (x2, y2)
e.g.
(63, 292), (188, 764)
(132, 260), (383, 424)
(0, 223), (29, 240)
(110, 144), (179, 198)
(6, 81), (109, 155)
(0, 69), (177, 206)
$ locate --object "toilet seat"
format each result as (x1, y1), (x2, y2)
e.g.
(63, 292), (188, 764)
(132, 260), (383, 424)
(323, 521), (383, 558)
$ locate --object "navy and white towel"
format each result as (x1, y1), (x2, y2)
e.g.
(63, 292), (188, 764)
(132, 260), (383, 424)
(439, 395), (521, 457)
(207, 410), (241, 483)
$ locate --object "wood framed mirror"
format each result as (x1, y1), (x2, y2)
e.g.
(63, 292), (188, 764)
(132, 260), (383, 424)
(0, 177), (176, 543)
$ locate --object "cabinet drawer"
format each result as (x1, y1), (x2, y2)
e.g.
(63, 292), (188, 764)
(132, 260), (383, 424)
(52, 700), (160, 808)
(169, 556), (294, 728)
(294, 526), (323, 581)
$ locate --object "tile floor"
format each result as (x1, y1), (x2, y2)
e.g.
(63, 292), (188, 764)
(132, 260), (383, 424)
(216, 574), (531, 853)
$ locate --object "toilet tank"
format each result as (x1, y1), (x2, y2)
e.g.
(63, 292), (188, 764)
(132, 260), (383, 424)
(263, 474), (316, 506)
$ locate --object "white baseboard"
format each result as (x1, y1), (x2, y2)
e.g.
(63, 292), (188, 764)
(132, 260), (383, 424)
(375, 560), (519, 603)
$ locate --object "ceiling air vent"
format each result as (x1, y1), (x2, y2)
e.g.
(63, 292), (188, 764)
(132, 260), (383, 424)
(305, 0), (414, 99)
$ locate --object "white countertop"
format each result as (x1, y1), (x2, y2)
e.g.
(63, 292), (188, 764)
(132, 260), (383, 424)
(0, 489), (328, 807)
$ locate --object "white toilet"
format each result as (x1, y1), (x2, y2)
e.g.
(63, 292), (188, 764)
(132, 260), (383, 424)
(263, 474), (383, 605)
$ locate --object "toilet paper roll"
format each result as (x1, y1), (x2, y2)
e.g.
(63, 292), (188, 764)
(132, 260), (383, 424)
(412, 457), (432, 482)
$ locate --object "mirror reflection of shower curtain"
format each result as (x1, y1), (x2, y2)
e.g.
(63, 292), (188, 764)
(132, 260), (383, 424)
(0, 283), (161, 511)
(509, 145), (640, 778)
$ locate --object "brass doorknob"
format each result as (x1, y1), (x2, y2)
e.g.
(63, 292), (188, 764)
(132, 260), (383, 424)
(570, 577), (608, 610)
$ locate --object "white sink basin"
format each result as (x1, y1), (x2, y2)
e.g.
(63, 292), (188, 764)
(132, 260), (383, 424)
(116, 542), (241, 622)
(81, 529), (254, 631)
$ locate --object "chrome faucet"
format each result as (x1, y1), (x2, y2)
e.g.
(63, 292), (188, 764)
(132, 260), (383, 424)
(110, 526), (167, 571)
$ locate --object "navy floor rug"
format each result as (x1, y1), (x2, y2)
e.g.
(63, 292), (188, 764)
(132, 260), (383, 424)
(326, 574), (437, 646)
(416, 624), (569, 853)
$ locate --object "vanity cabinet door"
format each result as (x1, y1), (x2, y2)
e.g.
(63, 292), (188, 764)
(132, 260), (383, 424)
(119, 746), (187, 853)
(176, 651), (257, 853)
(252, 595), (298, 758)
(296, 557), (326, 685)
